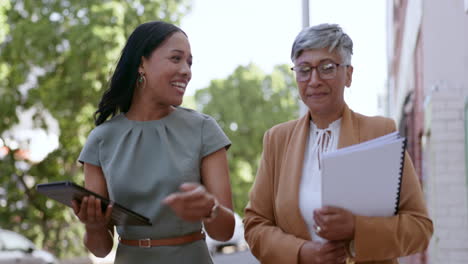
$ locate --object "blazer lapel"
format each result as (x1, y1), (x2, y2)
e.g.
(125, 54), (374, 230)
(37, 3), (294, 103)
(278, 113), (312, 240)
(338, 104), (360, 148)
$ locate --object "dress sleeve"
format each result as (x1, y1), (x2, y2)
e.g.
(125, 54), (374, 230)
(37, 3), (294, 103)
(78, 128), (101, 166)
(352, 120), (433, 262)
(201, 116), (231, 157)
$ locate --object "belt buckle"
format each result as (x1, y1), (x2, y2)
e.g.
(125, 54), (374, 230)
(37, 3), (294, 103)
(138, 238), (151, 248)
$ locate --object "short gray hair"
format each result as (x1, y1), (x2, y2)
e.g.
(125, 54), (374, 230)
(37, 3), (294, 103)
(291, 23), (353, 65)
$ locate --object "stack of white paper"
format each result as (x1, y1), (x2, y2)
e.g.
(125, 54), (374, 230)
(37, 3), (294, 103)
(321, 132), (406, 217)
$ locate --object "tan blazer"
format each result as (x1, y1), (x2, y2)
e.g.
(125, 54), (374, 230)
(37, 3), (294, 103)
(244, 105), (433, 264)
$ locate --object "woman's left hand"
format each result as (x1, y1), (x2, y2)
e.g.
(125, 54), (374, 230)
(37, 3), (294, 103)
(313, 206), (355, 241)
(163, 182), (216, 222)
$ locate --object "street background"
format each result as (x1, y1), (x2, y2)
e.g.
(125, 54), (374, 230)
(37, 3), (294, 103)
(1, 0), (468, 263)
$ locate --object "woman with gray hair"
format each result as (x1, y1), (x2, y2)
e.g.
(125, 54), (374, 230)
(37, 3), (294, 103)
(244, 24), (433, 264)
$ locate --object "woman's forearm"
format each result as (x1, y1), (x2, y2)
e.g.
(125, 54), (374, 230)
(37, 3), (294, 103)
(203, 205), (235, 241)
(84, 227), (114, 258)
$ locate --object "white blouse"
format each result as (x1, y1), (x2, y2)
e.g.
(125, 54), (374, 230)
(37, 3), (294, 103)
(299, 118), (341, 242)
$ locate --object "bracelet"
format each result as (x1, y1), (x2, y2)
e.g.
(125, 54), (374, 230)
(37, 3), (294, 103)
(203, 198), (219, 223)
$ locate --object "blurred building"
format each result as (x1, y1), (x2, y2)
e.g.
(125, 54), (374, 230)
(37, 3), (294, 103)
(386, 0), (468, 263)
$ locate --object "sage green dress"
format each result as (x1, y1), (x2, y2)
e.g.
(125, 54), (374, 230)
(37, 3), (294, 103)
(78, 107), (231, 264)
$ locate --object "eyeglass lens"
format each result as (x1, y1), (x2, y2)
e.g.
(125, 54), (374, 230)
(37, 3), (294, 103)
(294, 63), (338, 81)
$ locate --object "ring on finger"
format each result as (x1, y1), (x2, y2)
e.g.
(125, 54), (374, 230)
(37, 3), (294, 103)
(315, 225), (322, 233)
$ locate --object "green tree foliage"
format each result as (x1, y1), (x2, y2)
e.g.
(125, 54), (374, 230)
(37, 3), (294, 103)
(195, 64), (299, 215)
(0, 0), (190, 258)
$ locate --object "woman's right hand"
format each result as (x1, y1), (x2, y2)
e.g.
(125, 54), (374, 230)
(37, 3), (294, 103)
(299, 240), (347, 264)
(71, 196), (113, 231)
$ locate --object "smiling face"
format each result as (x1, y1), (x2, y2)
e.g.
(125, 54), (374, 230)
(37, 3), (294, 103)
(294, 48), (353, 120)
(138, 31), (192, 107)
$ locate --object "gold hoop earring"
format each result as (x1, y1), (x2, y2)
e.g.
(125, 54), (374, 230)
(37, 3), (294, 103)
(137, 72), (146, 89)
(138, 72), (145, 84)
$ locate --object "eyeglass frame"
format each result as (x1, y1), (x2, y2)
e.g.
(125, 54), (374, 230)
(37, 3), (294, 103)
(290, 62), (349, 82)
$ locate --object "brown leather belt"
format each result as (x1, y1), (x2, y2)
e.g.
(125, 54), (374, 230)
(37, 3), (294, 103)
(119, 231), (205, 248)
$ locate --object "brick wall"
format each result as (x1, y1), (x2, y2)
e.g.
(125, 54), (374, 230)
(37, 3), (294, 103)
(425, 84), (468, 263)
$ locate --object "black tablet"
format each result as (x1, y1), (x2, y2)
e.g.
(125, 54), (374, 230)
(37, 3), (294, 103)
(36, 181), (152, 226)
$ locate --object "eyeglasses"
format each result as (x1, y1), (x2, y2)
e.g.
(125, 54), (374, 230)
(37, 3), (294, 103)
(290, 62), (348, 82)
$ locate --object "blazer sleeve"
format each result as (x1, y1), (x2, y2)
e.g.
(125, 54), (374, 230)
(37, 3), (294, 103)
(244, 130), (307, 264)
(352, 121), (434, 262)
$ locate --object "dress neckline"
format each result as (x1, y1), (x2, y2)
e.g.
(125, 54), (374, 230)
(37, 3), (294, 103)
(121, 107), (180, 124)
